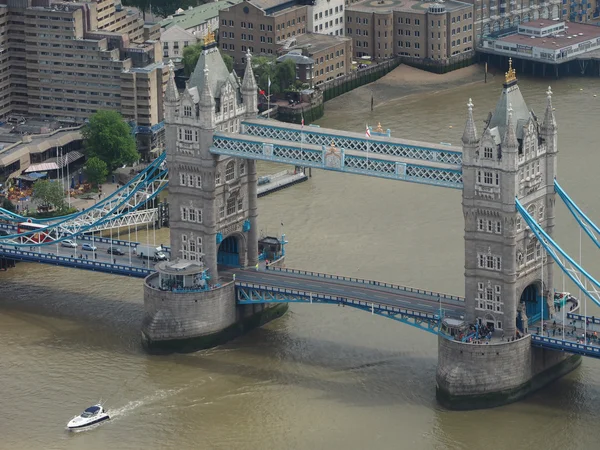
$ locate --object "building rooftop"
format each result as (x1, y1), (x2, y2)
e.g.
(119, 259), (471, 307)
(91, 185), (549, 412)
(499, 20), (600, 51)
(292, 32), (351, 54)
(277, 52), (315, 65)
(160, 0), (242, 30)
(346, 0), (471, 13)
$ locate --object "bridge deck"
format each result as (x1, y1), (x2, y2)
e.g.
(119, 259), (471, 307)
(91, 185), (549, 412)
(228, 267), (465, 319)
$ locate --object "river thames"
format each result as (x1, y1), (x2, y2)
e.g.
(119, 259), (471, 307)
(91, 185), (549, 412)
(2, 70), (600, 449)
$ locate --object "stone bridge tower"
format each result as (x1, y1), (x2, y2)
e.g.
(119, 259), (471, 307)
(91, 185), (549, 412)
(141, 40), (286, 352)
(461, 60), (557, 338)
(436, 61), (580, 410)
(164, 40), (259, 279)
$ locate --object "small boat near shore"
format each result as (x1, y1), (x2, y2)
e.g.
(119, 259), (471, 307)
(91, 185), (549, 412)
(67, 404), (110, 430)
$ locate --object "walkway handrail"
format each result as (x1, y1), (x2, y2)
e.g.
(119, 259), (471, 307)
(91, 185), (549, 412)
(235, 281), (441, 321)
(0, 247), (151, 277)
(531, 334), (600, 358)
(567, 312), (600, 326)
(265, 265), (464, 302)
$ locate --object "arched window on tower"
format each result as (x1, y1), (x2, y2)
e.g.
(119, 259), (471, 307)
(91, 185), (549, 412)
(225, 161), (235, 182)
(527, 204), (536, 221)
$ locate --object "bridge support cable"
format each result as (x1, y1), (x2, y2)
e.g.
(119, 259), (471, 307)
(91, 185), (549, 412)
(516, 199), (600, 308)
(0, 166), (168, 247)
(0, 152), (167, 224)
(554, 179), (600, 251)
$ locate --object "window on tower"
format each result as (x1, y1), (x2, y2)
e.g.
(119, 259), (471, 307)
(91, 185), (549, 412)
(225, 161), (235, 182)
(183, 105), (192, 117)
(484, 147), (493, 159)
(226, 197), (236, 216)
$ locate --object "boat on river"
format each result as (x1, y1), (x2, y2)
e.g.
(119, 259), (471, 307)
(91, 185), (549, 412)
(67, 404), (110, 430)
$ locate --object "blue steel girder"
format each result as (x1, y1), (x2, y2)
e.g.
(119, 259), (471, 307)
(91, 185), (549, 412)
(554, 179), (600, 251)
(211, 135), (463, 189)
(531, 334), (600, 359)
(235, 283), (441, 334)
(241, 120), (463, 166)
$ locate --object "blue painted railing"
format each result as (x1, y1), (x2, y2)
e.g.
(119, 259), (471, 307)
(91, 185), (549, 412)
(265, 266), (464, 302)
(0, 247), (151, 277)
(531, 334), (600, 358)
(567, 312), (600, 325)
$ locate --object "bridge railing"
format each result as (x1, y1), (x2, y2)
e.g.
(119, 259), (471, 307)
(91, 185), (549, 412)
(235, 282), (440, 321)
(265, 266), (464, 302)
(567, 312), (600, 325)
(0, 247), (151, 277)
(531, 334), (600, 358)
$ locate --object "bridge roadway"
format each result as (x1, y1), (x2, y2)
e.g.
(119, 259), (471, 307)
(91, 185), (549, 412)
(0, 238), (465, 321)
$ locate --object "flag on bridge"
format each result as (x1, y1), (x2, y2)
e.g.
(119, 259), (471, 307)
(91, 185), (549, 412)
(301, 111), (304, 128)
(365, 125), (371, 138)
(268, 76), (271, 89)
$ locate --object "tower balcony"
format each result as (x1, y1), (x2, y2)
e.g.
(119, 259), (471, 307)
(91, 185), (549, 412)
(475, 184), (501, 201)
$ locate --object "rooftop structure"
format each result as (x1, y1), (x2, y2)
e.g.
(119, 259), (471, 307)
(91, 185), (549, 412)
(481, 19), (600, 64)
(160, 1), (242, 37)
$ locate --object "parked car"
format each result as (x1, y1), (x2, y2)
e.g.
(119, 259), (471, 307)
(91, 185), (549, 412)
(61, 240), (77, 248)
(107, 247), (125, 256)
(82, 243), (97, 252)
(0, 229), (9, 236)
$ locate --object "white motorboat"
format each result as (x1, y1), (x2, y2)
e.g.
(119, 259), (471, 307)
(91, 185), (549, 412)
(67, 404), (110, 430)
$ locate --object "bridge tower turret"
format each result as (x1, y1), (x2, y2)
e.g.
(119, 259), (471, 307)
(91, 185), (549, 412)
(437, 61), (581, 409)
(142, 39), (281, 352)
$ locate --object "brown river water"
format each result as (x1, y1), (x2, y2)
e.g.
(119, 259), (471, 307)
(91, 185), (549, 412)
(1, 69), (600, 449)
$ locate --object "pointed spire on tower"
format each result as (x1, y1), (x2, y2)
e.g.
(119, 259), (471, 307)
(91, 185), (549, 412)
(462, 98), (478, 145)
(542, 86), (557, 132)
(165, 60), (179, 102)
(502, 103), (518, 150)
(199, 67), (214, 107)
(242, 50), (257, 92)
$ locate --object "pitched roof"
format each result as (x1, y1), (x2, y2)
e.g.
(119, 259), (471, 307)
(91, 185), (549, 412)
(487, 80), (533, 141)
(160, 25), (198, 42)
(188, 45), (238, 100)
(160, 0), (243, 30)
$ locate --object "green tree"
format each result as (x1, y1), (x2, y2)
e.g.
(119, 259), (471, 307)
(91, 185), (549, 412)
(1, 197), (15, 212)
(32, 179), (66, 212)
(82, 110), (138, 172)
(275, 59), (296, 91)
(253, 56), (278, 94)
(182, 44), (233, 76)
(183, 42), (204, 76)
(85, 156), (108, 187)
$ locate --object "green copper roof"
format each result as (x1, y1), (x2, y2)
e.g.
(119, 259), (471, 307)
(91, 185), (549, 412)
(160, 0), (243, 31)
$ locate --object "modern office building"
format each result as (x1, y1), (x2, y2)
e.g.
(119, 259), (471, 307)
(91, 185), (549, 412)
(0, 0), (168, 156)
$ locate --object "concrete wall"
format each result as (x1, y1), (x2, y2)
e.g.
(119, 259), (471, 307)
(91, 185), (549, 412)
(142, 273), (236, 342)
(436, 335), (581, 409)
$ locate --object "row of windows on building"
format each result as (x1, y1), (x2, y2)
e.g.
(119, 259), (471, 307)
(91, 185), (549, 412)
(239, 45), (273, 54)
(219, 195), (244, 219)
(452, 24), (473, 34)
(477, 253), (502, 271)
(179, 172), (202, 188)
(220, 18), (305, 30)
(520, 160), (541, 180)
(39, 69), (122, 79)
(452, 36), (473, 46)
(179, 162), (244, 189)
(181, 234), (203, 261)
(315, 6), (344, 21)
(315, 17), (342, 31)
(478, 218), (502, 234)
(477, 170), (500, 186)
(181, 206), (202, 223)
(476, 281), (503, 312)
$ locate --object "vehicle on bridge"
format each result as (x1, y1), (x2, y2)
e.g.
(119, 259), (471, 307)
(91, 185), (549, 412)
(61, 239), (78, 248)
(82, 243), (97, 252)
(107, 247), (125, 256)
(135, 244), (168, 262)
(17, 221), (55, 243)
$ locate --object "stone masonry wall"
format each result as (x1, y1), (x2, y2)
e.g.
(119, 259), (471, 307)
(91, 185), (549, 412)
(142, 273), (236, 342)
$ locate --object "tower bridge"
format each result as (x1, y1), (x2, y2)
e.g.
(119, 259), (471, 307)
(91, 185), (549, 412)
(1, 49), (599, 409)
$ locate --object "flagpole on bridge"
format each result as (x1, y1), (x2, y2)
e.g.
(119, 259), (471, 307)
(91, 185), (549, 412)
(267, 75), (271, 119)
